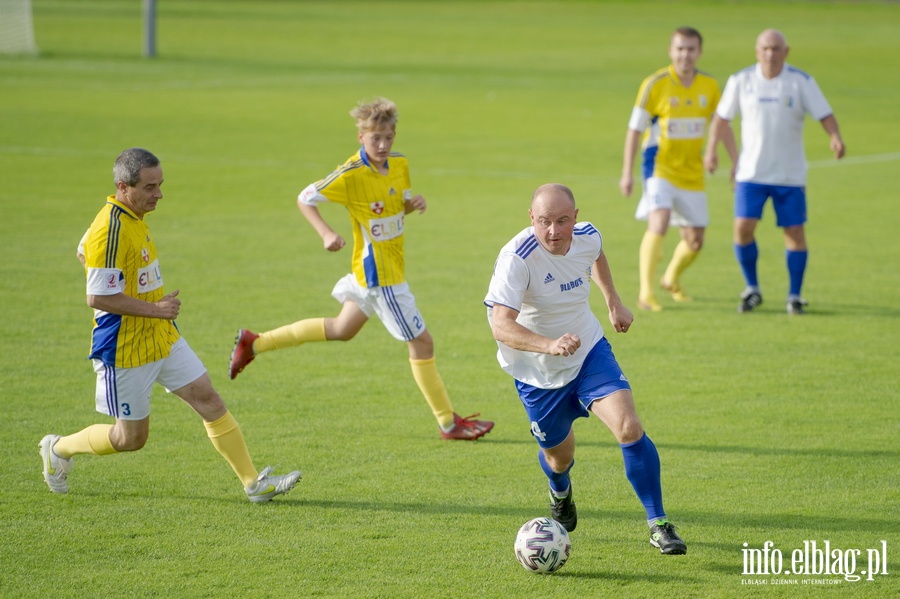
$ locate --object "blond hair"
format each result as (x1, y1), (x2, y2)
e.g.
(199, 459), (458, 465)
(350, 97), (398, 132)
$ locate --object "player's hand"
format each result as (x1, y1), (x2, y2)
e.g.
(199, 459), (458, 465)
(323, 232), (346, 252)
(406, 195), (427, 214)
(704, 152), (718, 174)
(619, 175), (633, 197)
(549, 333), (581, 357)
(609, 302), (634, 333)
(155, 290), (181, 320)
(831, 136), (846, 159)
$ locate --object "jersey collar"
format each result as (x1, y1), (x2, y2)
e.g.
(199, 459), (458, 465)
(359, 146), (389, 171)
(106, 194), (140, 219)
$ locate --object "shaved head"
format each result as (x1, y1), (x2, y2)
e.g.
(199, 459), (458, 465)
(756, 29), (790, 78)
(756, 28), (787, 49)
(531, 183), (576, 210)
(530, 184), (579, 255)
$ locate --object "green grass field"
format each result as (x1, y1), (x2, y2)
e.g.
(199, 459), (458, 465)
(2, 1), (898, 597)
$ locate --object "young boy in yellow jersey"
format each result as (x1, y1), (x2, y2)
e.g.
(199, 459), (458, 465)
(40, 148), (301, 502)
(619, 27), (734, 311)
(229, 97), (493, 441)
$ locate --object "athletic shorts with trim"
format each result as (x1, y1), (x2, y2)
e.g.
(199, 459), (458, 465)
(93, 337), (207, 420)
(735, 181), (806, 227)
(636, 176), (709, 227)
(331, 273), (426, 342)
(515, 337), (631, 449)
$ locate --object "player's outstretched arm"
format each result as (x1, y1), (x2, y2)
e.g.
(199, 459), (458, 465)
(490, 304), (581, 356)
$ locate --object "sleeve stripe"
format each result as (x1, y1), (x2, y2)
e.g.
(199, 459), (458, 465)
(105, 207), (123, 268)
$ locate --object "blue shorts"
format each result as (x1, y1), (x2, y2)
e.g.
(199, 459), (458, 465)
(515, 338), (631, 449)
(735, 182), (807, 227)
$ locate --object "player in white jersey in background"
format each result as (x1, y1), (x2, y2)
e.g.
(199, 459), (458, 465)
(484, 183), (686, 554)
(705, 29), (845, 314)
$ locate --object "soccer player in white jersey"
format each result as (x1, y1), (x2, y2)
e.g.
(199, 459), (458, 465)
(40, 148), (301, 502)
(485, 183), (686, 554)
(705, 29), (845, 314)
(620, 26), (733, 312)
(229, 97), (493, 440)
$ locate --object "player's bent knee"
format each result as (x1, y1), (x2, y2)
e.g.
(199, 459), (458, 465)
(614, 421), (645, 445)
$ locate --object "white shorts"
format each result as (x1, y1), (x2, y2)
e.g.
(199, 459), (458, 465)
(635, 177), (709, 227)
(93, 337), (207, 420)
(331, 273), (426, 342)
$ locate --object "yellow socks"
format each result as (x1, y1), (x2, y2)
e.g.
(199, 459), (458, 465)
(254, 318), (326, 353)
(54, 424), (117, 457)
(639, 231), (664, 308)
(409, 357), (455, 430)
(204, 411), (258, 488)
(662, 240), (699, 290)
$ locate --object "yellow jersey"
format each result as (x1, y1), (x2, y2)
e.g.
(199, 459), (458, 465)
(308, 148), (412, 288)
(83, 195), (180, 368)
(631, 65), (720, 191)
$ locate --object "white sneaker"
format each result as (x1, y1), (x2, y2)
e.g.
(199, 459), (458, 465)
(245, 466), (301, 503)
(39, 435), (73, 494)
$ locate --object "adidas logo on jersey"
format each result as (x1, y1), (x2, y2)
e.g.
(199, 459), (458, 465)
(544, 273), (555, 284)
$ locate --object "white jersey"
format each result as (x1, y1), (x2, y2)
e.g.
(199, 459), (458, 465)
(484, 223), (604, 389)
(716, 63), (833, 186)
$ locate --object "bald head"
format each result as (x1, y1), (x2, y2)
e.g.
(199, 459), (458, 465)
(530, 184), (578, 255)
(757, 28), (787, 48)
(531, 183), (576, 211)
(756, 29), (789, 79)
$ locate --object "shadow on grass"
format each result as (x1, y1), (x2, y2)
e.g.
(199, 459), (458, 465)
(552, 569), (702, 584)
(659, 441), (898, 460)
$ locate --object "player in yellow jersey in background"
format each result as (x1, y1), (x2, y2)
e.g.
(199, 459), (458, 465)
(619, 27), (735, 311)
(229, 98), (493, 441)
(40, 148), (301, 502)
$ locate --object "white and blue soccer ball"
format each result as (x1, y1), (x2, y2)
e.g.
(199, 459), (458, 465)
(514, 517), (571, 574)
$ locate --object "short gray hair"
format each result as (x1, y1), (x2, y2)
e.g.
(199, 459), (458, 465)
(113, 148), (159, 186)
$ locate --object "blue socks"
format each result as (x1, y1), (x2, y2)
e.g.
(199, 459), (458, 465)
(620, 433), (666, 522)
(734, 241), (759, 288)
(786, 249), (808, 297)
(737, 242), (808, 299)
(538, 450), (572, 496)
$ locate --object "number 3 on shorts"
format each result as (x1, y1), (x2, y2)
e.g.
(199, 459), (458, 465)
(530, 420), (547, 442)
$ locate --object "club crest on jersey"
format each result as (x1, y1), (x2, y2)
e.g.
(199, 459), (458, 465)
(699, 95), (708, 108)
(670, 97), (680, 108)
(141, 248), (150, 263)
(370, 201), (384, 215)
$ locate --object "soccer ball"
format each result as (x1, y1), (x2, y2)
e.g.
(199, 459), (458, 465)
(514, 517), (571, 574)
